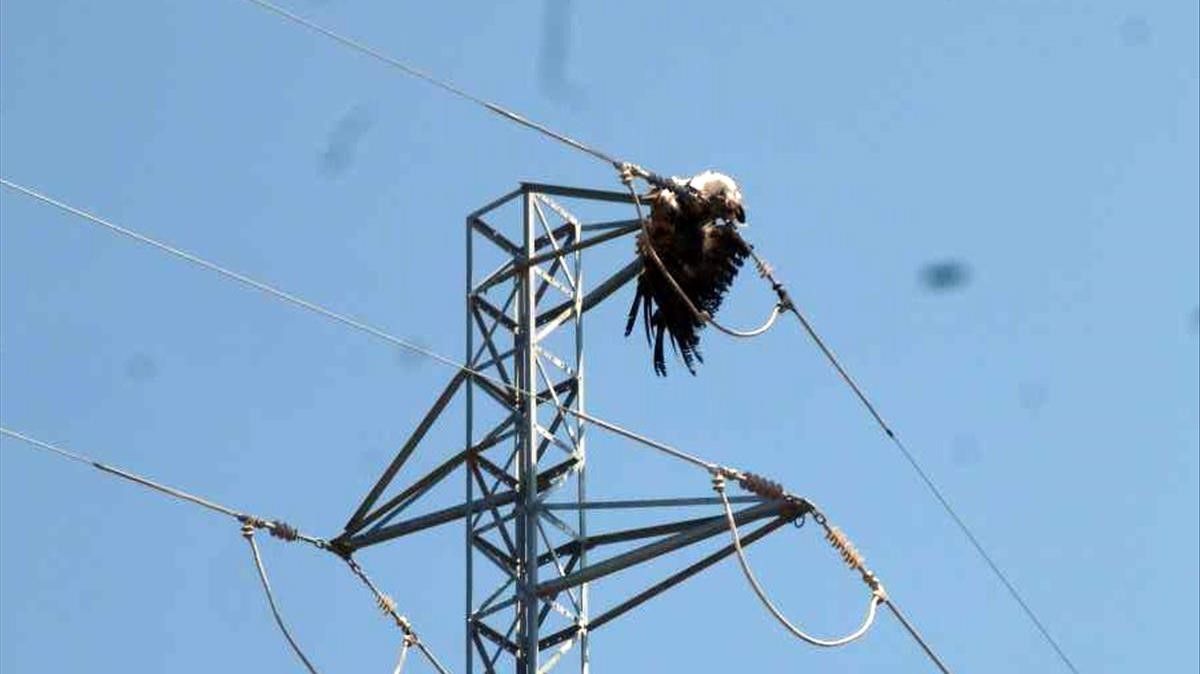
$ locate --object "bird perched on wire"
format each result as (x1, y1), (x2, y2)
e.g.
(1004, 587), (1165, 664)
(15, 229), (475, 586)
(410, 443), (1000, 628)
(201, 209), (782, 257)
(625, 171), (750, 375)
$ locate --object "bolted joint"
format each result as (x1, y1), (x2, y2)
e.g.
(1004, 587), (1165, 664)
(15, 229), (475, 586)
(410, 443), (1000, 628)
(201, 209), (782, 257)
(325, 535), (355, 559)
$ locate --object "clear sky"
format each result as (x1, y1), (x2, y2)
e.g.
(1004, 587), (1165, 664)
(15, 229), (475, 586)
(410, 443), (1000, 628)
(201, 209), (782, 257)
(2, 1), (1197, 673)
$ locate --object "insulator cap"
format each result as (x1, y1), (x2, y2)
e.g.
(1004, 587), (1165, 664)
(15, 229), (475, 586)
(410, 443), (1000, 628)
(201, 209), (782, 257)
(825, 526), (867, 571)
(269, 520), (299, 542)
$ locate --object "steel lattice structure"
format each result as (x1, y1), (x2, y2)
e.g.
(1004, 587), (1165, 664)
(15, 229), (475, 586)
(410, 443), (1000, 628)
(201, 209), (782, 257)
(329, 183), (795, 674)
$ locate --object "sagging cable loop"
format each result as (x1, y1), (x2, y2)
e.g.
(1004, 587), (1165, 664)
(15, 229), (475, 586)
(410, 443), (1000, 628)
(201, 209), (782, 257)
(241, 524), (322, 674)
(617, 164), (784, 340)
(711, 470), (884, 648)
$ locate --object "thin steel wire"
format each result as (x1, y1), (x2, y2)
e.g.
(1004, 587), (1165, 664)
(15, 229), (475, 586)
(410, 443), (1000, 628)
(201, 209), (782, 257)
(0, 424), (456, 672)
(244, 529), (322, 674)
(1, 424), (270, 530)
(738, 246), (1082, 674)
(3, 421), (942, 671)
(0, 178), (471, 375)
(883, 598), (955, 674)
(242, 0), (622, 169)
(247, 0), (781, 343)
(2, 176), (1072, 670)
(0, 177), (708, 473)
(212, 14), (1090, 662)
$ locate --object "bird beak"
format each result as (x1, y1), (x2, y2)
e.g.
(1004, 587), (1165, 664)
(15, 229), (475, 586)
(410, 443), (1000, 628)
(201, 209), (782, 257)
(734, 205), (746, 223)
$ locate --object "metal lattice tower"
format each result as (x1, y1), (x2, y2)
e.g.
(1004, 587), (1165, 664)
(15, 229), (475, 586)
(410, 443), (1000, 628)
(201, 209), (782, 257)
(330, 183), (794, 674)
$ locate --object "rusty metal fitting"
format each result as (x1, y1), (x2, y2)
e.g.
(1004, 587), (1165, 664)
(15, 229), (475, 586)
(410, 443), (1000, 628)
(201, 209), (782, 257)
(736, 471), (787, 501)
(268, 520), (299, 542)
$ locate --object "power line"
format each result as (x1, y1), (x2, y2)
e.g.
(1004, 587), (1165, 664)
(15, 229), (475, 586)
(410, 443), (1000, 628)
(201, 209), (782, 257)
(221, 6), (1083, 670)
(0, 177), (713, 473)
(736, 237), (1084, 674)
(0, 178), (468, 375)
(243, 525), (323, 674)
(231, 2), (1089, 662)
(0, 152), (1043, 674)
(0, 425), (449, 672)
(0, 178), (957, 669)
(242, 0), (623, 170)
(0, 426), (322, 544)
(0, 178), (965, 668)
(0, 173), (1072, 671)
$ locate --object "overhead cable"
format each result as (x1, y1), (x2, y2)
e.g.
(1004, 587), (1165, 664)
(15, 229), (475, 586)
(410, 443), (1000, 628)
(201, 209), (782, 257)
(0, 425), (449, 673)
(0, 177), (713, 473)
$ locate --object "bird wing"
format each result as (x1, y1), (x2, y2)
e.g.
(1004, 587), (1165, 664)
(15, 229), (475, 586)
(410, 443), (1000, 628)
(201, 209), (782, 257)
(625, 198), (749, 376)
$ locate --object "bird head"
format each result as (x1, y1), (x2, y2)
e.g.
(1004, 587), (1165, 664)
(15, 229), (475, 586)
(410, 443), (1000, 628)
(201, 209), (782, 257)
(687, 171), (746, 224)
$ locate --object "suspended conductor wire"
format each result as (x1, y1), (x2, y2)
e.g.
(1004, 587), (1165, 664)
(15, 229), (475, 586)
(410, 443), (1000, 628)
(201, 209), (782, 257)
(0, 177), (714, 473)
(0, 425), (452, 674)
(713, 475), (883, 648)
(715, 468), (954, 672)
(882, 598), (955, 674)
(0, 179), (955, 669)
(2, 422), (327, 669)
(244, 525), (322, 674)
(242, 0), (622, 170)
(0, 169), (1082, 674)
(224, 14), (1082, 663)
(0, 426), (311, 539)
(0, 172), (1070, 666)
(725, 234), (1083, 674)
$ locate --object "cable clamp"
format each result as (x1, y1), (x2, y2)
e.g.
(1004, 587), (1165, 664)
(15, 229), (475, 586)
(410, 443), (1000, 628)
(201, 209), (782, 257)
(866, 574), (889, 603)
(710, 470), (727, 493)
(617, 162), (642, 186)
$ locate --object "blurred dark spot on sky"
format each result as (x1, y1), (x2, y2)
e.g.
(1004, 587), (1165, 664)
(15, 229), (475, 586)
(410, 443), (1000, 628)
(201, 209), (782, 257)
(320, 105), (374, 178)
(124, 352), (158, 382)
(1018, 380), (1049, 413)
(919, 260), (971, 292)
(1119, 16), (1152, 47)
(539, 0), (585, 106)
(1190, 306), (1199, 334)
(395, 336), (433, 370)
(950, 434), (980, 467)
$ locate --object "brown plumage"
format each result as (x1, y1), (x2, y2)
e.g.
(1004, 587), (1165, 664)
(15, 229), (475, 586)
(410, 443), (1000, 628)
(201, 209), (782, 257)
(625, 171), (750, 376)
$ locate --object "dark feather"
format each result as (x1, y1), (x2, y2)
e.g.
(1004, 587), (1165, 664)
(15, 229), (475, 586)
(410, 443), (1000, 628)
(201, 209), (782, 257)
(625, 190), (750, 376)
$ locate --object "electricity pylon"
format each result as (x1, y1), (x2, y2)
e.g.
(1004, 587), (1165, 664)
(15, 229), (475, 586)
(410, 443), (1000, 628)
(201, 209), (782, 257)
(329, 183), (796, 674)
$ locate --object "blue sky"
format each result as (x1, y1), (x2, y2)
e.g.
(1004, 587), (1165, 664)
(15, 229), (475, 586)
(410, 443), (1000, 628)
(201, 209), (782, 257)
(2, 1), (1197, 672)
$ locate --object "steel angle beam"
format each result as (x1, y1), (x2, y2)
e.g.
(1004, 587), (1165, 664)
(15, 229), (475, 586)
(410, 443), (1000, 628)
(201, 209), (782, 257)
(535, 500), (794, 597)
